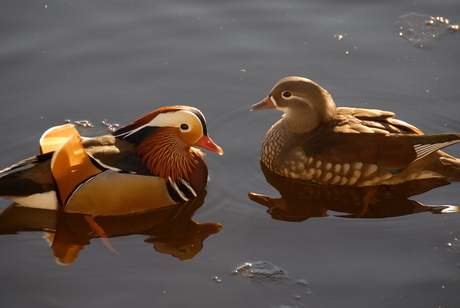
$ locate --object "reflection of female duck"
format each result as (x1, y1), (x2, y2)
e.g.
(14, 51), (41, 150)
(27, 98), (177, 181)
(0, 106), (223, 215)
(0, 191), (221, 264)
(249, 163), (456, 221)
(251, 77), (460, 187)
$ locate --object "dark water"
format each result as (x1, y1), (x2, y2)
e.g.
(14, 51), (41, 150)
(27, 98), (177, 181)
(1, 0), (460, 307)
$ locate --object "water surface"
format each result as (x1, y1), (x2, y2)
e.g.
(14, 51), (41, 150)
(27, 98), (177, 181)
(1, 0), (460, 307)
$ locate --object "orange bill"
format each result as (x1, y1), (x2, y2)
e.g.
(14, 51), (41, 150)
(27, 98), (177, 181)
(195, 135), (224, 155)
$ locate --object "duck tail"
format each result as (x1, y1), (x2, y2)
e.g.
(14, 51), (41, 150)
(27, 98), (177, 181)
(439, 154), (460, 181)
(0, 153), (55, 196)
(0, 153), (53, 175)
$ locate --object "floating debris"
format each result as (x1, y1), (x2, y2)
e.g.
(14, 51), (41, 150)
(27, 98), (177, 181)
(232, 261), (289, 283)
(233, 262), (252, 275)
(232, 261), (312, 307)
(395, 13), (458, 47)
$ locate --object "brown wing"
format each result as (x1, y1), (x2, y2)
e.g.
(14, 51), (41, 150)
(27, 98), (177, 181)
(337, 107), (424, 135)
(299, 127), (417, 170)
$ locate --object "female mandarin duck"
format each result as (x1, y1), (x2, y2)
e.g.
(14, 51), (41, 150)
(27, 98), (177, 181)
(251, 76), (460, 187)
(0, 106), (223, 216)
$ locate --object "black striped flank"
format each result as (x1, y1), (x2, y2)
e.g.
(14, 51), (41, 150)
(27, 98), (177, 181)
(166, 180), (197, 203)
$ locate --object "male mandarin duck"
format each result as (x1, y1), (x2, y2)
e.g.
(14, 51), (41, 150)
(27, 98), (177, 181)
(0, 106), (223, 216)
(251, 76), (460, 187)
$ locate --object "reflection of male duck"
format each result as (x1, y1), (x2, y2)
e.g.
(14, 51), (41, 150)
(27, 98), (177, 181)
(0, 106), (223, 216)
(250, 163), (460, 221)
(0, 191), (221, 264)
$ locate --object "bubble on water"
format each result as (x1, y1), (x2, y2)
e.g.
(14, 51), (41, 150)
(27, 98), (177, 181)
(395, 13), (458, 48)
(63, 119), (120, 134)
(446, 237), (460, 253)
(102, 120), (120, 132)
(73, 120), (94, 128)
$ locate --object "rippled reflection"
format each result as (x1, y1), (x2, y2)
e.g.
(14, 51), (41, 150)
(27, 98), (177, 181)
(0, 191), (221, 264)
(249, 162), (460, 221)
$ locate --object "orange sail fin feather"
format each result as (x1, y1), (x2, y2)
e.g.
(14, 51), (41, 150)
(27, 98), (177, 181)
(39, 124), (80, 154)
(48, 125), (104, 205)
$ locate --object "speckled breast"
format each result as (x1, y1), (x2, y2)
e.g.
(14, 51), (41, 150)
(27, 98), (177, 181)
(260, 123), (393, 186)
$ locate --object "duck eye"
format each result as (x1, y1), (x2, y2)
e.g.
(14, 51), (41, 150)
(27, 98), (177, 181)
(180, 123), (189, 130)
(282, 91), (292, 98)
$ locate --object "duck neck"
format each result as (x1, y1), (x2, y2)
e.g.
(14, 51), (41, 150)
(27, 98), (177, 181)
(282, 110), (321, 134)
(136, 129), (205, 184)
(280, 88), (337, 134)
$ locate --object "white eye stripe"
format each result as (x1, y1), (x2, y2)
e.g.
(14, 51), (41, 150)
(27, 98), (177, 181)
(114, 109), (205, 141)
(150, 110), (198, 128)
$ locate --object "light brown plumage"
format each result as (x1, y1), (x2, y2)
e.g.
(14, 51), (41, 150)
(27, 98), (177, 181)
(251, 76), (460, 187)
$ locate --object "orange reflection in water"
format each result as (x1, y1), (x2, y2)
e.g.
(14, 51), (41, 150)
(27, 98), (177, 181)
(249, 162), (460, 221)
(0, 191), (221, 265)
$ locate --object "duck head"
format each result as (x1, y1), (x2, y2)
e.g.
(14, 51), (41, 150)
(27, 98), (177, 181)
(251, 76), (337, 134)
(113, 106), (223, 182)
